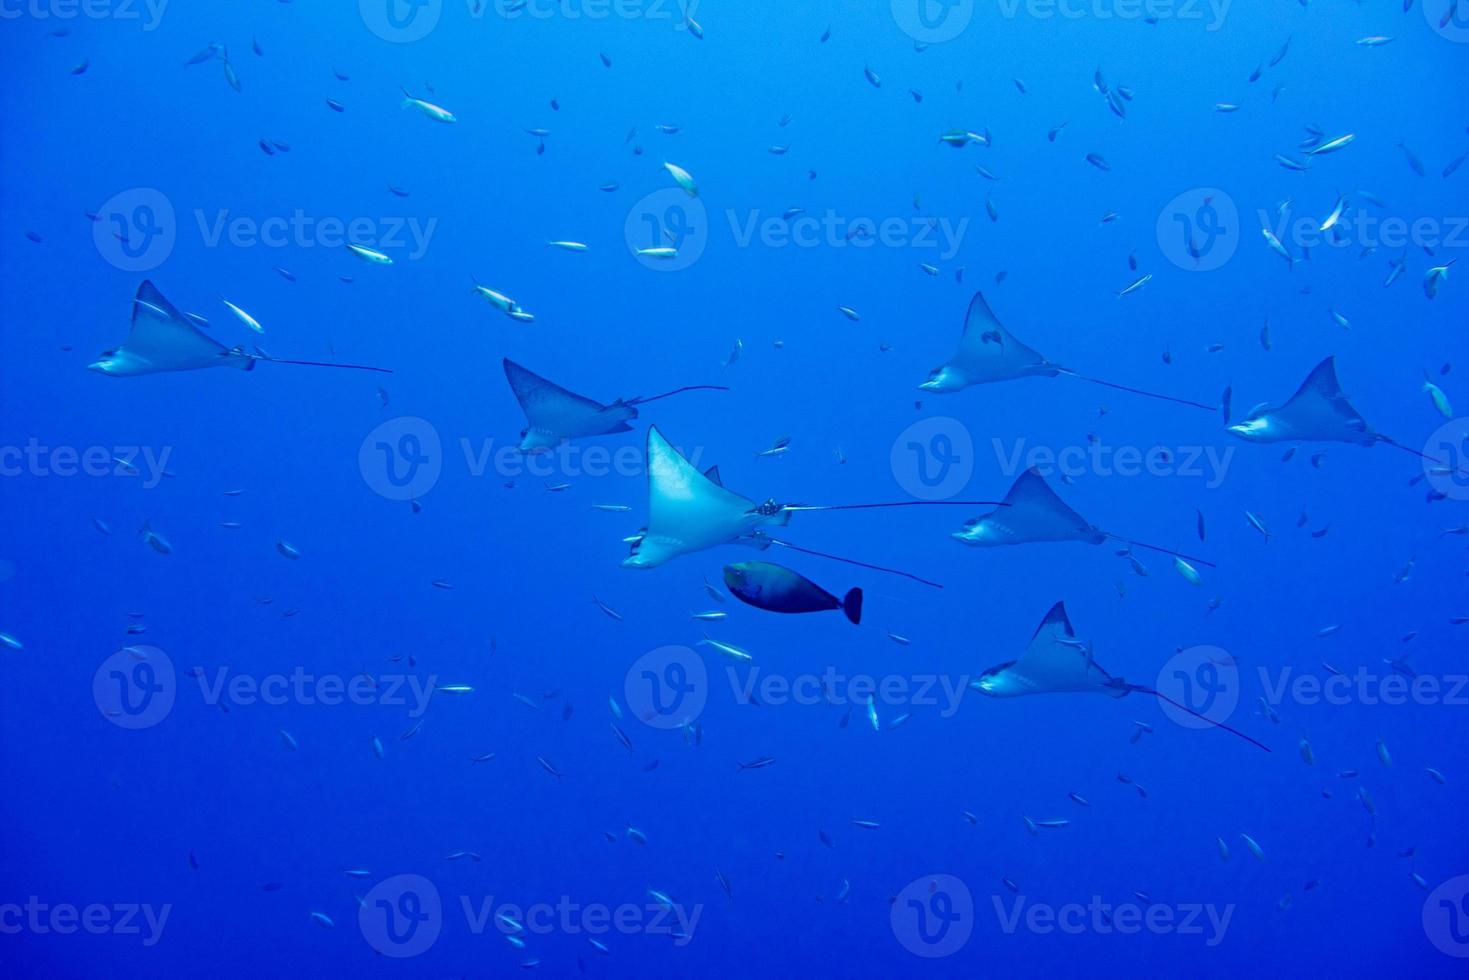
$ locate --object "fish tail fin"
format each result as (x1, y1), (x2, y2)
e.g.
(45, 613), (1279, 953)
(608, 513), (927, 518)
(843, 588), (864, 625)
(400, 88), (415, 108)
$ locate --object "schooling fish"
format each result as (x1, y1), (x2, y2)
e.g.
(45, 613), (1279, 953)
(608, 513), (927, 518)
(722, 562), (863, 625)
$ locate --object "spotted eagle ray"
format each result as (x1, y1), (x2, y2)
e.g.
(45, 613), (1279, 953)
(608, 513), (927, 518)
(954, 468), (1214, 567)
(1227, 356), (1443, 466)
(974, 601), (1269, 751)
(503, 358), (727, 452)
(920, 292), (1214, 410)
(89, 281), (390, 376)
(622, 426), (1007, 587)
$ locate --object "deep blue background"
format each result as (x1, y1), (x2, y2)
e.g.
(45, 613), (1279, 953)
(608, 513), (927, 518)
(3, 1), (1468, 976)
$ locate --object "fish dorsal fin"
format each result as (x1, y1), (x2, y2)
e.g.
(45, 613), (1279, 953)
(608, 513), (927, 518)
(954, 468), (1103, 546)
(948, 292), (1057, 383)
(503, 359), (610, 433)
(979, 602), (1120, 696)
(121, 281), (236, 369)
(1239, 356), (1376, 444)
(703, 465), (723, 487)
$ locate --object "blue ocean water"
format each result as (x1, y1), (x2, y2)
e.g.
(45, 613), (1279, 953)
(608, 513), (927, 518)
(3, 1), (1469, 976)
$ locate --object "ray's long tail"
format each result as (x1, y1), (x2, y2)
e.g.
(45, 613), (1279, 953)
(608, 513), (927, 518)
(1108, 534), (1217, 569)
(1129, 685), (1272, 752)
(1061, 370), (1218, 412)
(767, 538), (943, 589)
(626, 385), (730, 405)
(259, 355), (394, 374)
(782, 500), (1006, 513)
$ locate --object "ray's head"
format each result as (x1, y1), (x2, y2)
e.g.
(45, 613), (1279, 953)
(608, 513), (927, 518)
(952, 515), (996, 546)
(919, 363), (967, 393)
(1225, 411), (1276, 442)
(88, 348), (137, 376)
(971, 662), (1017, 697)
(517, 426), (559, 454)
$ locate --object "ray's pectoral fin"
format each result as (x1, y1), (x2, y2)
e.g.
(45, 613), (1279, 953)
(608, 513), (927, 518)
(921, 292), (1057, 392)
(954, 469), (1102, 547)
(1227, 356), (1377, 445)
(91, 280), (250, 376)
